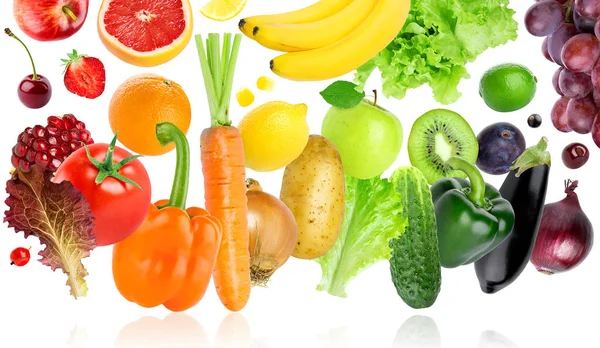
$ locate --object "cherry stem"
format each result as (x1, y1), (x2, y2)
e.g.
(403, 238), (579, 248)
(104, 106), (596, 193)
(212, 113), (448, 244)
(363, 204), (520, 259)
(10, 261), (14, 265)
(62, 6), (78, 22)
(372, 89), (378, 107)
(4, 28), (37, 80)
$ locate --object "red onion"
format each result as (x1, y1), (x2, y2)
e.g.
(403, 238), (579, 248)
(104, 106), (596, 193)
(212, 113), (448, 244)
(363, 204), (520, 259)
(530, 180), (594, 274)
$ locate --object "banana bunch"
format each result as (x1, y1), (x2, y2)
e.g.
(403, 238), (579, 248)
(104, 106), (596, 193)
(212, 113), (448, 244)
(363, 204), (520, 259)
(239, 0), (411, 81)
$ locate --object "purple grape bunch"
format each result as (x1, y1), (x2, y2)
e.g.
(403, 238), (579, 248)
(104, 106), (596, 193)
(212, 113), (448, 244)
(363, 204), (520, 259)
(526, 0), (600, 146)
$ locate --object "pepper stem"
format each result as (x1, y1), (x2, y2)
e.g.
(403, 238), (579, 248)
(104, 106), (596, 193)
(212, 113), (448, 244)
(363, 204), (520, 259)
(156, 122), (190, 211)
(5, 28), (37, 80)
(447, 156), (487, 207)
(62, 6), (78, 21)
(510, 136), (551, 177)
(83, 134), (143, 189)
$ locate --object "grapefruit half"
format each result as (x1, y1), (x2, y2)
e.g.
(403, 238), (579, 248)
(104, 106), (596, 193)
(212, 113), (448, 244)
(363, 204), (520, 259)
(98, 0), (193, 67)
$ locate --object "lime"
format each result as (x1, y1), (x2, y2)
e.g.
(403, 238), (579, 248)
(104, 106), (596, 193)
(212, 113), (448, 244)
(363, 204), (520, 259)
(479, 63), (537, 112)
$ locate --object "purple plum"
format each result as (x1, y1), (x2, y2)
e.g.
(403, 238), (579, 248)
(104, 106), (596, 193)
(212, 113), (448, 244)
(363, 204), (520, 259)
(476, 122), (526, 175)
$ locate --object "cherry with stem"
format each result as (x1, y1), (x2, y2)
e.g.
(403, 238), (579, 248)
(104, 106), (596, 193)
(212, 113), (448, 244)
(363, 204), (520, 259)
(5, 28), (52, 109)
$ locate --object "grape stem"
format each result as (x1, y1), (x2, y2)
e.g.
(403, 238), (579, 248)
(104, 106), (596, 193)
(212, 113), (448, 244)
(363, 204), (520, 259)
(565, 0), (573, 24)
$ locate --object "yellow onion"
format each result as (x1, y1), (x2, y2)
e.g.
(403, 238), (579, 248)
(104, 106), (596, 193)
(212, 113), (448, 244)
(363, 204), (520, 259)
(246, 179), (298, 286)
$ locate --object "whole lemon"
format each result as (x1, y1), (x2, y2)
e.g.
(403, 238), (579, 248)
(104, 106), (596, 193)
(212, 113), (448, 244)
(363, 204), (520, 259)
(238, 101), (309, 172)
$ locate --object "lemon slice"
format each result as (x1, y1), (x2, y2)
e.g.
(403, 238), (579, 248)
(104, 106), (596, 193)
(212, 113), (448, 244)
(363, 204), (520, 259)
(200, 0), (247, 21)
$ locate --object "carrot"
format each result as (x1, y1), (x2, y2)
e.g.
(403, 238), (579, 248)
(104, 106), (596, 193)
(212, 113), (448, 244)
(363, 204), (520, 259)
(195, 33), (251, 311)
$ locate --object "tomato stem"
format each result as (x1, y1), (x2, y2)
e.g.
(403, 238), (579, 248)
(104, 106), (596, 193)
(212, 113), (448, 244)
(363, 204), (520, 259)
(82, 134), (143, 189)
(155, 122), (190, 211)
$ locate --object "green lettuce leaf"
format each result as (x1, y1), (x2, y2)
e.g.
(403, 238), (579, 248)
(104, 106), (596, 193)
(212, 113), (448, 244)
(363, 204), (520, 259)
(316, 175), (407, 297)
(4, 166), (96, 298)
(355, 0), (518, 105)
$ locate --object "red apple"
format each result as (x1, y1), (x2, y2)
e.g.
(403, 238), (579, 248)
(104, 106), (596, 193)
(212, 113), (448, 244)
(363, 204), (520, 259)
(13, 0), (89, 41)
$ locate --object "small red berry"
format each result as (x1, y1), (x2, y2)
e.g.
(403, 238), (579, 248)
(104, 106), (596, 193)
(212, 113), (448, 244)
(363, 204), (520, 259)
(10, 247), (31, 267)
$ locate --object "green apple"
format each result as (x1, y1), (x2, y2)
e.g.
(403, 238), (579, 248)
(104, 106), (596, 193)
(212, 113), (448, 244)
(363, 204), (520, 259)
(321, 99), (403, 179)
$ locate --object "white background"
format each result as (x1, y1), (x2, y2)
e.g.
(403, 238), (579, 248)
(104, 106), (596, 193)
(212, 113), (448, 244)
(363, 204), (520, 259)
(0, 1), (598, 348)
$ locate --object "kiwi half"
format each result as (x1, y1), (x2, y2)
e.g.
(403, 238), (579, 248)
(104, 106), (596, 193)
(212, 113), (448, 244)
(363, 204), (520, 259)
(408, 109), (478, 184)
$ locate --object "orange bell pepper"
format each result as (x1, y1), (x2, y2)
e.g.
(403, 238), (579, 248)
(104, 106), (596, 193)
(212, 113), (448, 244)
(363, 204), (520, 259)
(112, 122), (222, 312)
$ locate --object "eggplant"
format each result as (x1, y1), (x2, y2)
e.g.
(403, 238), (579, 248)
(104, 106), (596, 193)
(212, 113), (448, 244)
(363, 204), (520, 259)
(474, 138), (550, 294)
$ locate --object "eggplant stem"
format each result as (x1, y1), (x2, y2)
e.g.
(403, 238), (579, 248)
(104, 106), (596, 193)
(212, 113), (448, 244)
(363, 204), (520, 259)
(510, 137), (551, 177)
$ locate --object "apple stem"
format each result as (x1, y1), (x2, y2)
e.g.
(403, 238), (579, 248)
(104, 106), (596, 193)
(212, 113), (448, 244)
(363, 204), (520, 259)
(10, 261), (14, 266)
(62, 6), (78, 22)
(372, 89), (378, 107)
(4, 28), (37, 80)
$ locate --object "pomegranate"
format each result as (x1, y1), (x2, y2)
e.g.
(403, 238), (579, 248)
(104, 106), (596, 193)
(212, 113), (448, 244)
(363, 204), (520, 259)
(11, 114), (94, 172)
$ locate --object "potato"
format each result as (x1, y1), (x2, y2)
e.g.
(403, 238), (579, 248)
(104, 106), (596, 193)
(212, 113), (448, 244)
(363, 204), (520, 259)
(280, 135), (345, 259)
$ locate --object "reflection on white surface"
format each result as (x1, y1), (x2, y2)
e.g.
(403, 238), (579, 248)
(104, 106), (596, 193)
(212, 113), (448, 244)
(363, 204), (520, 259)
(315, 327), (350, 348)
(393, 315), (441, 348)
(216, 313), (251, 348)
(66, 326), (88, 348)
(113, 313), (210, 348)
(478, 331), (520, 348)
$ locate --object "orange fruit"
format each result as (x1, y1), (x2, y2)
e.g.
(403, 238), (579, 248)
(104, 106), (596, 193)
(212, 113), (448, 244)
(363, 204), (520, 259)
(109, 74), (191, 156)
(98, 0), (193, 67)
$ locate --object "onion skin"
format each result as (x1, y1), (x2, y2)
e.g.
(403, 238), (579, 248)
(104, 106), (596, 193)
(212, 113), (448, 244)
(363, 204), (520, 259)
(247, 190), (298, 286)
(530, 180), (594, 274)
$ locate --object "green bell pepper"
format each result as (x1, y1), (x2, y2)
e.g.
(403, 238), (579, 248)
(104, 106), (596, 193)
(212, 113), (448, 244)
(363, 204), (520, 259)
(430, 157), (515, 269)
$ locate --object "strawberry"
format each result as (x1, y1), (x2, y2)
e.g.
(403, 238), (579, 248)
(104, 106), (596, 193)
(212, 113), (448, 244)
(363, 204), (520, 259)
(62, 50), (106, 99)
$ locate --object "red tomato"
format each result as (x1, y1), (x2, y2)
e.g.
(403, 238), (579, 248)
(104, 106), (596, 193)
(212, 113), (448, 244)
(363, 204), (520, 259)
(54, 142), (152, 246)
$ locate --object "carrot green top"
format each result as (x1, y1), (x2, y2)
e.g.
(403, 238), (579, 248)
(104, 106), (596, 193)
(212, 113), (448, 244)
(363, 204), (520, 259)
(195, 33), (242, 127)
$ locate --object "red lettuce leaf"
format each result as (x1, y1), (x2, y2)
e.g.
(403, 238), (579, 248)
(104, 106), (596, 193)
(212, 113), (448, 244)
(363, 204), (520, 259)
(4, 166), (96, 298)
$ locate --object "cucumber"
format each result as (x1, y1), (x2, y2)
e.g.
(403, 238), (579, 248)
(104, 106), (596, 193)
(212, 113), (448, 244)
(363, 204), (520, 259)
(389, 166), (441, 309)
